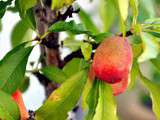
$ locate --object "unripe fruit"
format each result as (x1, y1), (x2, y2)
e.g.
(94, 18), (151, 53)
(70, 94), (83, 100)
(93, 36), (132, 84)
(12, 90), (29, 120)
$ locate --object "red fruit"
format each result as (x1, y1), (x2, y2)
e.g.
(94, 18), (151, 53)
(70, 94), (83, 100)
(93, 36), (132, 84)
(112, 76), (129, 96)
(12, 90), (29, 120)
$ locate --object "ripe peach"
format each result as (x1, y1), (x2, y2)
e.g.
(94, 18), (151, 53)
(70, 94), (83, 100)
(93, 36), (132, 84)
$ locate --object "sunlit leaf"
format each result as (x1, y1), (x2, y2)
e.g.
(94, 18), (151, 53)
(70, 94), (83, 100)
(138, 32), (159, 63)
(0, 90), (20, 120)
(118, 0), (129, 21)
(81, 42), (92, 61)
(0, 42), (34, 94)
(128, 59), (139, 90)
(51, 0), (74, 10)
(82, 78), (93, 111)
(35, 70), (87, 120)
(85, 80), (99, 120)
(129, 0), (139, 25)
(93, 81), (118, 120)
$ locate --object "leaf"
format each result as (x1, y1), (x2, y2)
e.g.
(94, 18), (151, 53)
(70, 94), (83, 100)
(18, 0), (37, 16)
(0, 42), (34, 94)
(0, 19), (2, 32)
(151, 56), (160, 72)
(63, 37), (82, 52)
(81, 42), (92, 61)
(48, 20), (90, 35)
(51, 0), (74, 10)
(63, 58), (89, 77)
(11, 18), (33, 48)
(35, 70), (87, 120)
(0, 0), (13, 18)
(92, 32), (112, 43)
(99, 0), (117, 31)
(132, 43), (142, 58)
(79, 9), (99, 34)
(129, 0), (139, 25)
(85, 80), (99, 120)
(25, 8), (36, 30)
(93, 81), (118, 120)
(0, 90), (20, 120)
(138, 0), (155, 22)
(117, 0), (129, 21)
(128, 59), (139, 90)
(144, 18), (160, 24)
(82, 78), (93, 111)
(19, 76), (30, 92)
(41, 66), (67, 84)
(140, 73), (160, 120)
(138, 32), (159, 63)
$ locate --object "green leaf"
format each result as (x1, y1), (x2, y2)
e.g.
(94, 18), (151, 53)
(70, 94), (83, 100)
(0, 19), (2, 32)
(0, 42), (34, 94)
(19, 76), (30, 92)
(81, 42), (92, 61)
(11, 18), (33, 48)
(48, 20), (90, 35)
(129, 0), (139, 25)
(63, 37), (82, 52)
(92, 32), (112, 43)
(79, 9), (99, 34)
(138, 32), (159, 63)
(63, 58), (89, 77)
(85, 80), (99, 120)
(128, 59), (139, 90)
(138, 0), (155, 22)
(41, 66), (67, 84)
(143, 18), (160, 36)
(0, 0), (13, 18)
(117, 0), (129, 21)
(25, 8), (36, 30)
(99, 0), (117, 31)
(140, 73), (160, 120)
(0, 105), (15, 120)
(82, 78), (93, 111)
(51, 0), (74, 10)
(35, 70), (87, 120)
(93, 81), (118, 120)
(18, 0), (37, 16)
(151, 56), (160, 72)
(0, 90), (20, 120)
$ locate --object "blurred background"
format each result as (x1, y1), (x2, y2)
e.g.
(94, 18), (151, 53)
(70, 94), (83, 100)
(0, 0), (160, 120)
